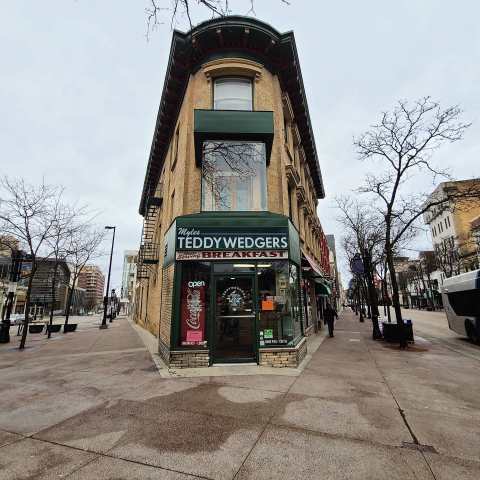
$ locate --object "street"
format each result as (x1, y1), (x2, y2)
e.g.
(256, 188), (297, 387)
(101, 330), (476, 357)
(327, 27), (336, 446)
(398, 308), (480, 361)
(0, 311), (479, 479)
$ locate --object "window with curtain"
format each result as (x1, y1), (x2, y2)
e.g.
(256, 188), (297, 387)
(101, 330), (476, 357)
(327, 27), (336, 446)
(214, 77), (253, 110)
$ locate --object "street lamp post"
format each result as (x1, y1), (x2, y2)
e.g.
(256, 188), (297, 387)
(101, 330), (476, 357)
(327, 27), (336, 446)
(100, 226), (116, 330)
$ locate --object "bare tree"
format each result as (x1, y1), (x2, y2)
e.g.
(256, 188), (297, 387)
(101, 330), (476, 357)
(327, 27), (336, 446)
(355, 97), (472, 347)
(0, 177), (61, 349)
(64, 225), (105, 327)
(145, 0), (290, 37)
(43, 202), (97, 336)
(44, 203), (79, 338)
(434, 236), (461, 278)
(337, 197), (385, 338)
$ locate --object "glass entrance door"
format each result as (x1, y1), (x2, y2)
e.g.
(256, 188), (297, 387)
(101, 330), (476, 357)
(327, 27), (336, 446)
(213, 275), (256, 362)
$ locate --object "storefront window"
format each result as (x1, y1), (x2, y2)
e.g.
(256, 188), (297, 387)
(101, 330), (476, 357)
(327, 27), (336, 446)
(257, 261), (302, 346)
(201, 141), (267, 212)
(178, 262), (210, 347)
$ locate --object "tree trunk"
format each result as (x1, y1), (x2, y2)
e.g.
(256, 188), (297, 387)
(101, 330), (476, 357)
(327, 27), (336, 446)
(48, 262), (59, 339)
(64, 285), (74, 327)
(364, 279), (371, 319)
(363, 252), (382, 339)
(385, 243), (406, 348)
(19, 263), (36, 350)
(426, 272), (435, 309)
(357, 281), (364, 322)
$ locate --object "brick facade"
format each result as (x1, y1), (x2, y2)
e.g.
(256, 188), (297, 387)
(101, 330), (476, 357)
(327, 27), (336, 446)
(169, 350), (210, 368)
(134, 18), (328, 370)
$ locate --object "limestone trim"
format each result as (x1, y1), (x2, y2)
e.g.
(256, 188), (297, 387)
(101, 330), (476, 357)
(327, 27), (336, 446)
(202, 58), (263, 82)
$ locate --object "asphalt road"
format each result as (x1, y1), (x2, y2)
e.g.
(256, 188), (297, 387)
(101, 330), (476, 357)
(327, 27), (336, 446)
(398, 308), (480, 361)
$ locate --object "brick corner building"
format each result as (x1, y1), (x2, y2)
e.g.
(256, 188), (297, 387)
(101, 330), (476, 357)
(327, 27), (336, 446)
(134, 16), (332, 368)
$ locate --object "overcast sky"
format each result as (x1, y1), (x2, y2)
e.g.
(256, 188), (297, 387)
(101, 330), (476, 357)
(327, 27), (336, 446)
(1, 0), (479, 289)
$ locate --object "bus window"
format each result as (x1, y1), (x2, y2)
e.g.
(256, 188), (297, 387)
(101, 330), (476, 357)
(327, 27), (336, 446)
(447, 290), (480, 317)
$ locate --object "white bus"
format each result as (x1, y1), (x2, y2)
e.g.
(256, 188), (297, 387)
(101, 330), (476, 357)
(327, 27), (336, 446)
(441, 269), (480, 344)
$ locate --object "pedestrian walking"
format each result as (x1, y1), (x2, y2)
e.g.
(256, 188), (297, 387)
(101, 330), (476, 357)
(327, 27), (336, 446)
(324, 302), (338, 338)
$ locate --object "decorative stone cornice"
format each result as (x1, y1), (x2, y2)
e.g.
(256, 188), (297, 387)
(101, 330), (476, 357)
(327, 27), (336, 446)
(285, 162), (300, 187)
(296, 185), (306, 205)
(202, 58), (263, 82)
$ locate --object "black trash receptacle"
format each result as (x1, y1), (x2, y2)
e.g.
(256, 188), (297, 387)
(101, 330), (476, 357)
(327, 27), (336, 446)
(382, 321), (414, 343)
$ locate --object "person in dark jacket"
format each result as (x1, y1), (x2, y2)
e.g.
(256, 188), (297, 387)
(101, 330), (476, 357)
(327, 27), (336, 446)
(324, 302), (338, 337)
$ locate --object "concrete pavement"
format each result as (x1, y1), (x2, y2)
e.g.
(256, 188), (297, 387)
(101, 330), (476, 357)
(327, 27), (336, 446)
(0, 312), (479, 479)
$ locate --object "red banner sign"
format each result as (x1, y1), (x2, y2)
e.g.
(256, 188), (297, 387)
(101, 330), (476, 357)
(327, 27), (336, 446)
(180, 281), (206, 346)
(176, 250), (288, 261)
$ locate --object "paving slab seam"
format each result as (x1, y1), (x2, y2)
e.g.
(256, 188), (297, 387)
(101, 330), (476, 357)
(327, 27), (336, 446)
(264, 422), (429, 453)
(29, 435), (215, 480)
(58, 452), (102, 479)
(364, 339), (440, 480)
(0, 433), (28, 449)
(0, 427), (37, 440)
(230, 387), (296, 479)
(231, 333), (330, 480)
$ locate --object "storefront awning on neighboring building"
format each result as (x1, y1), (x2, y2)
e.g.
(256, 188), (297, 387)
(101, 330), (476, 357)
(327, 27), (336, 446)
(315, 280), (332, 296)
(301, 249), (324, 278)
(301, 249), (332, 295)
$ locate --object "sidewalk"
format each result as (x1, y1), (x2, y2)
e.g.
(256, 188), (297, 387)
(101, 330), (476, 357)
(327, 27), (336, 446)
(0, 312), (479, 479)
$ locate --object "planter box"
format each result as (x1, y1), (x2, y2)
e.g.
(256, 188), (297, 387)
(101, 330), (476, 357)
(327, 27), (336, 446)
(63, 324), (78, 333)
(382, 322), (414, 343)
(29, 324), (44, 334)
(47, 324), (62, 333)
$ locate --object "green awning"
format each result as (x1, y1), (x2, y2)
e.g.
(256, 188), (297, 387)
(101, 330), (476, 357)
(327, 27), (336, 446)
(194, 109), (274, 165)
(315, 280), (332, 296)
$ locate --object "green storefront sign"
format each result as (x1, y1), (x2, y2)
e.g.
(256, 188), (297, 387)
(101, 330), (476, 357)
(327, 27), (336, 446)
(164, 212), (301, 266)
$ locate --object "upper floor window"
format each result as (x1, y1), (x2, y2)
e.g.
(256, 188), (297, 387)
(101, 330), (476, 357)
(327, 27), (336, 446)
(201, 140), (266, 212)
(214, 77), (252, 111)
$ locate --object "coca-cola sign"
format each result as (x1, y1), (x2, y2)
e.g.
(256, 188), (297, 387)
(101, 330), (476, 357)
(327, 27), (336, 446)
(180, 280), (206, 346)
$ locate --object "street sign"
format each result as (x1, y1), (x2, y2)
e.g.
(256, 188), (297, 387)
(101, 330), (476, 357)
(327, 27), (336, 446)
(351, 254), (364, 275)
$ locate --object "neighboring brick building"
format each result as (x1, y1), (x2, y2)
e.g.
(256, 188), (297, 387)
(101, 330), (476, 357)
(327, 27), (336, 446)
(78, 265), (105, 311)
(424, 179), (480, 283)
(135, 17), (330, 368)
